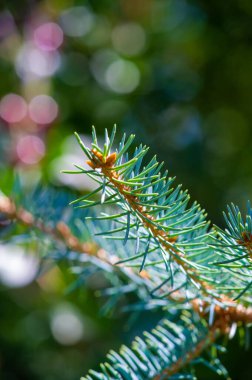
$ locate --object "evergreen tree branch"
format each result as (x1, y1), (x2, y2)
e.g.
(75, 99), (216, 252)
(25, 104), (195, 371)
(0, 192), (154, 284)
(71, 128), (252, 303)
(0, 194), (96, 255)
(64, 128), (252, 378)
(81, 307), (240, 380)
(82, 299), (252, 380)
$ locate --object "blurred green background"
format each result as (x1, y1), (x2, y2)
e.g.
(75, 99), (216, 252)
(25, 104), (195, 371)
(1, 0), (252, 379)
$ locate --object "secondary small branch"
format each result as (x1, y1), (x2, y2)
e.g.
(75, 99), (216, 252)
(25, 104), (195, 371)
(0, 194), (96, 255)
(153, 300), (252, 380)
(0, 194), (150, 279)
(153, 324), (219, 380)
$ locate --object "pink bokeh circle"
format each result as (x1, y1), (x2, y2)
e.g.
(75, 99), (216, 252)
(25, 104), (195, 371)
(28, 95), (58, 124)
(16, 135), (45, 165)
(0, 94), (27, 123)
(34, 22), (63, 52)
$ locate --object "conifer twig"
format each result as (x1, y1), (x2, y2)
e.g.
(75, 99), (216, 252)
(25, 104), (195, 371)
(153, 324), (219, 380)
(154, 301), (252, 380)
(0, 194), (150, 278)
(0, 194), (96, 255)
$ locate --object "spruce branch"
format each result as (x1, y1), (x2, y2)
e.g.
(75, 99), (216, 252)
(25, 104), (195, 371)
(2, 125), (252, 379)
(70, 128), (252, 303)
(65, 127), (252, 378)
(71, 128), (216, 296)
(0, 193), (96, 255)
(81, 297), (252, 380)
(0, 191), (155, 290)
(81, 309), (232, 380)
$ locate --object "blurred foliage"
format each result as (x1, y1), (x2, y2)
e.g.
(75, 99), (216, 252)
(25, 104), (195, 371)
(1, 0), (252, 379)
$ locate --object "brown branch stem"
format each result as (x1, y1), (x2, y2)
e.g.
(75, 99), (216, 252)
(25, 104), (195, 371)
(0, 194), (96, 255)
(0, 194), (148, 276)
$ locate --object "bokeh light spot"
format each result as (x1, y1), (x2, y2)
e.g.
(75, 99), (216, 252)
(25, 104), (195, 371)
(16, 44), (61, 80)
(34, 22), (63, 51)
(0, 245), (38, 288)
(16, 135), (45, 165)
(29, 95), (58, 124)
(0, 93), (27, 123)
(50, 304), (84, 345)
(90, 49), (118, 88)
(60, 6), (94, 37)
(85, 16), (111, 47)
(29, 49), (61, 77)
(50, 135), (97, 190)
(111, 22), (146, 56)
(105, 60), (140, 94)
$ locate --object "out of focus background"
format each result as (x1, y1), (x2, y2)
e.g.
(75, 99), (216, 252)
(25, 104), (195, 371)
(1, 1), (252, 379)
